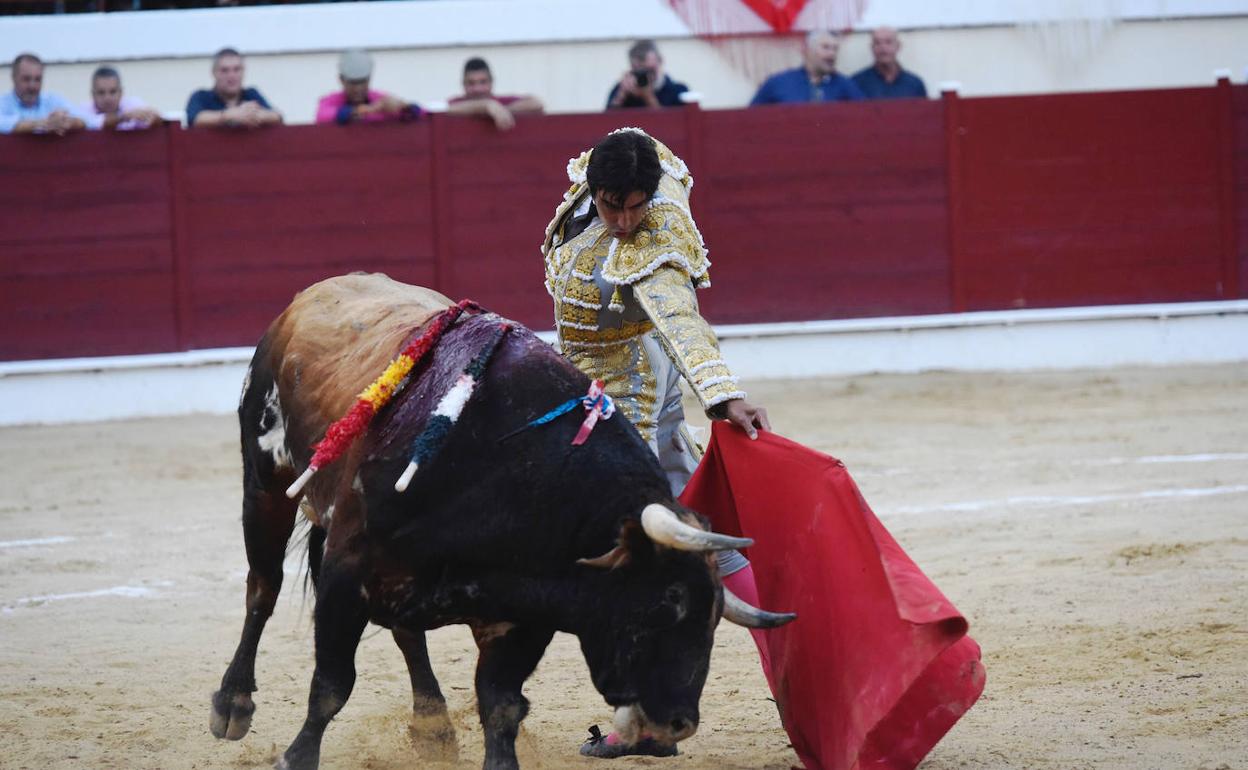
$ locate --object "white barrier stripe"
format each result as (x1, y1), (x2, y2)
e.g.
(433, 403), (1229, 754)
(891, 484), (1248, 515)
(5, 300), (1246, 426)
(857, 452), (1248, 478)
(0, 536), (75, 549)
(4, 299), (1244, 377)
(1082, 453), (1248, 466)
(4, 584), (162, 611)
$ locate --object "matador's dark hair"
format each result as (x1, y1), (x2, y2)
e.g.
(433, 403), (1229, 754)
(586, 130), (663, 205)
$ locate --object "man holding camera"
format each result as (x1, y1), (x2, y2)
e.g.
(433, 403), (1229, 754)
(606, 39), (689, 110)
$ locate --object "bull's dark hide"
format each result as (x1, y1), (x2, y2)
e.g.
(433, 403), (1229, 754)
(361, 312), (664, 578)
(212, 276), (729, 770)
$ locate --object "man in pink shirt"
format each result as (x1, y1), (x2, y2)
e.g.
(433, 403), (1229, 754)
(82, 66), (161, 131)
(315, 49), (420, 125)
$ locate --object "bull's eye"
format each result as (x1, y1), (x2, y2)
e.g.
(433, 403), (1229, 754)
(642, 583), (690, 628)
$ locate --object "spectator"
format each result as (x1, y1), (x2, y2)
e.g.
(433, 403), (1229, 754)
(1, 53), (88, 135)
(750, 30), (864, 105)
(606, 39), (689, 110)
(447, 57), (543, 131)
(82, 66), (162, 130)
(186, 47), (282, 128)
(851, 27), (928, 99)
(315, 49), (421, 125)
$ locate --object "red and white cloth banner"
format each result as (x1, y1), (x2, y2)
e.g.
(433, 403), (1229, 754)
(667, 0), (867, 35)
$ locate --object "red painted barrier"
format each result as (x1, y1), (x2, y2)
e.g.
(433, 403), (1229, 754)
(697, 99), (951, 323)
(951, 86), (1235, 310)
(172, 122), (438, 350)
(0, 129), (179, 360)
(1232, 84), (1248, 300)
(0, 85), (1243, 362)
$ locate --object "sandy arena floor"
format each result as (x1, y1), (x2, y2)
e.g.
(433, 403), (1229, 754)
(1, 364), (1245, 770)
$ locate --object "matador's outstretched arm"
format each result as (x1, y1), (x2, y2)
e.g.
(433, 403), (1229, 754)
(631, 265), (746, 415)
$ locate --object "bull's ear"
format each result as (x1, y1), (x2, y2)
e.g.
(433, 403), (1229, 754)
(576, 519), (648, 570)
(576, 545), (630, 570)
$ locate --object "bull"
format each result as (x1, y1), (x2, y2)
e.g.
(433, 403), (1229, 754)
(208, 273), (793, 770)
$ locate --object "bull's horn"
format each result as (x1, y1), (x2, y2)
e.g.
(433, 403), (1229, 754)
(640, 504), (753, 552)
(722, 588), (797, 629)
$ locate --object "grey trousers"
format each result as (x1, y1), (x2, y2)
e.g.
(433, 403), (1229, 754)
(646, 335), (749, 577)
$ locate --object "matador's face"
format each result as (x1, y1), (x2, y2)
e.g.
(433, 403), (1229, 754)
(594, 190), (650, 241)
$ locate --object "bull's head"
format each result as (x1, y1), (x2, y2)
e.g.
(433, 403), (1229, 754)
(573, 504), (794, 748)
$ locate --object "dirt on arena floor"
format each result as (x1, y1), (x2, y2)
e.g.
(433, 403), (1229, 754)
(1, 364), (1245, 770)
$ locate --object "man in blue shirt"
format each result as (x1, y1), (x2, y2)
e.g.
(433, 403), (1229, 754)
(851, 27), (928, 99)
(750, 30), (864, 106)
(186, 48), (282, 128)
(607, 39), (690, 110)
(0, 53), (88, 135)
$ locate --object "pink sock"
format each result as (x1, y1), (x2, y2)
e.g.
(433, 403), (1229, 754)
(722, 564), (775, 685)
(604, 731), (652, 745)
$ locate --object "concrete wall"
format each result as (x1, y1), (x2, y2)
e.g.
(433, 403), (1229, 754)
(4, 301), (1246, 426)
(2, 1), (1246, 124)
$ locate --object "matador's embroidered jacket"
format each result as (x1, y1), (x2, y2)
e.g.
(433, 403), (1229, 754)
(541, 129), (745, 446)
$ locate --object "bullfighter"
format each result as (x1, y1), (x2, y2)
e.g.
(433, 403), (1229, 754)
(541, 126), (774, 758)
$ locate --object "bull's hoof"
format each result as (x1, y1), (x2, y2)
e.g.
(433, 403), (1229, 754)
(408, 711), (459, 762)
(276, 745), (319, 770)
(210, 690), (256, 741)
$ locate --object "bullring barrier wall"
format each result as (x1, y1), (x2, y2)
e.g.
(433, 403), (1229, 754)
(1, 82), (1243, 363)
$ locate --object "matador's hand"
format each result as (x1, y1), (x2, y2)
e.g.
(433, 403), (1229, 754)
(721, 398), (770, 440)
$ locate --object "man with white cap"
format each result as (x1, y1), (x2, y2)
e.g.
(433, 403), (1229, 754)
(315, 49), (421, 125)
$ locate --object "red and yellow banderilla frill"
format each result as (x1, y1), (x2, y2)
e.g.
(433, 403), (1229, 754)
(285, 299), (479, 498)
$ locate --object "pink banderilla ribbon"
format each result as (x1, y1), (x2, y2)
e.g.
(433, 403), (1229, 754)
(571, 379), (615, 445)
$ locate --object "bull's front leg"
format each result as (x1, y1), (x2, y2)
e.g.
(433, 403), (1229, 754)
(392, 626), (458, 761)
(211, 466), (300, 742)
(473, 623), (555, 770)
(278, 554), (370, 770)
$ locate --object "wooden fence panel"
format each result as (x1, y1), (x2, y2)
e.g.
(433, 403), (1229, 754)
(174, 121), (435, 349)
(0, 129), (177, 360)
(953, 88), (1229, 310)
(0, 85), (1241, 362)
(1232, 85), (1248, 299)
(696, 99), (951, 324)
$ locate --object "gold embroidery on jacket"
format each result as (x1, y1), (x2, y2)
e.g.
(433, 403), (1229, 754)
(566, 337), (658, 441)
(541, 128), (744, 440)
(631, 266), (744, 411)
(561, 319), (654, 346)
(601, 175), (710, 289)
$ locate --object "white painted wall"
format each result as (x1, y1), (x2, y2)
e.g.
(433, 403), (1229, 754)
(4, 302), (1246, 426)
(2, 0), (1245, 124)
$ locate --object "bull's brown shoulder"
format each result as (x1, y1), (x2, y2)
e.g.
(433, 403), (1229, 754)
(263, 273), (455, 437)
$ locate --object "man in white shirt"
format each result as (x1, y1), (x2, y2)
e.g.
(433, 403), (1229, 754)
(0, 52), (88, 135)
